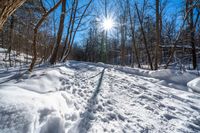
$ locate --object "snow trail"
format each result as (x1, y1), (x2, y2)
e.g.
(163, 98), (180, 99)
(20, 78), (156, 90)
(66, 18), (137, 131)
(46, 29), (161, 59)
(0, 61), (200, 133)
(69, 68), (105, 133)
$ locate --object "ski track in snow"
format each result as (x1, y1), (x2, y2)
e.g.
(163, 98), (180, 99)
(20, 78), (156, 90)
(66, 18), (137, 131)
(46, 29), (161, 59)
(0, 61), (200, 133)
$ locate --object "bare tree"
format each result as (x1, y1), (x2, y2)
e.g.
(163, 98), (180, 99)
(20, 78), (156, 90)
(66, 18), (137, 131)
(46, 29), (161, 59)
(60, 0), (77, 61)
(135, 2), (153, 70)
(165, 0), (199, 69)
(154, 0), (160, 70)
(29, 0), (62, 71)
(187, 0), (200, 69)
(0, 0), (26, 30)
(61, 0), (93, 62)
(127, 0), (140, 68)
(49, 0), (66, 64)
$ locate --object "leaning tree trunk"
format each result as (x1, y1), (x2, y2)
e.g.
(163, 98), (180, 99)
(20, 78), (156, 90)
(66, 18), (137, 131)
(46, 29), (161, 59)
(135, 3), (153, 70)
(0, 0), (26, 30)
(127, 0), (140, 68)
(62, 0), (92, 62)
(29, 0), (62, 71)
(60, 0), (77, 61)
(49, 0), (66, 64)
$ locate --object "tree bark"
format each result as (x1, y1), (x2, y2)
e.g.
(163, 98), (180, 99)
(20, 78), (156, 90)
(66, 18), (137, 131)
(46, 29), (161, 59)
(189, 0), (197, 69)
(49, 0), (66, 64)
(0, 0), (26, 30)
(155, 0), (160, 70)
(60, 0), (76, 61)
(60, 0), (77, 61)
(29, 0), (62, 71)
(8, 15), (15, 67)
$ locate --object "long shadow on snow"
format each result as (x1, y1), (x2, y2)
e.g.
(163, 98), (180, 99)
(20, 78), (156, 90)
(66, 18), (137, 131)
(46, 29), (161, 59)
(66, 61), (98, 72)
(0, 71), (28, 84)
(75, 68), (105, 133)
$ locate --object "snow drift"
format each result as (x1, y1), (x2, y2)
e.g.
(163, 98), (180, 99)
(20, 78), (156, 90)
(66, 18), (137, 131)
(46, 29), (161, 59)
(187, 77), (200, 93)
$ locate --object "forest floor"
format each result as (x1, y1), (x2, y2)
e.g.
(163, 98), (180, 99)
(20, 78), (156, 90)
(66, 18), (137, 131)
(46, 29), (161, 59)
(0, 60), (200, 133)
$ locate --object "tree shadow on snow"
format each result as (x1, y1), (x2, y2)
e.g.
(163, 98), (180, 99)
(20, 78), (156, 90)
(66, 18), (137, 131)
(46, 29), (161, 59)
(0, 71), (28, 84)
(73, 68), (105, 133)
(66, 61), (98, 72)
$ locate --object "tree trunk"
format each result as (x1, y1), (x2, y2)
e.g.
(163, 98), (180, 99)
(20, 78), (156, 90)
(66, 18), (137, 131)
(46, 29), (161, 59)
(155, 0), (160, 70)
(8, 15), (15, 67)
(120, 21), (125, 66)
(127, 0), (140, 68)
(60, 1), (75, 61)
(62, 0), (92, 62)
(0, 0), (26, 30)
(60, 0), (77, 61)
(135, 3), (153, 70)
(29, 0), (62, 71)
(49, 0), (66, 64)
(189, 0), (197, 69)
(165, 1), (198, 69)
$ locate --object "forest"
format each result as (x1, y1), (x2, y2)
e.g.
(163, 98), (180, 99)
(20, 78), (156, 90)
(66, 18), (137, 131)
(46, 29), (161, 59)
(0, 0), (200, 133)
(0, 0), (199, 70)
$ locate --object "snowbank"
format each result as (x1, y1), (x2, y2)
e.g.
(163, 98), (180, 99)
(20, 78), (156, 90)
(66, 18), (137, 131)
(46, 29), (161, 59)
(187, 77), (200, 93)
(17, 69), (66, 93)
(115, 66), (198, 91)
(0, 85), (69, 133)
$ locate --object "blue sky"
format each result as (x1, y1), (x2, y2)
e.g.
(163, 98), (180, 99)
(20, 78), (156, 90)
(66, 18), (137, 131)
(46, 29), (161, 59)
(45, 0), (185, 43)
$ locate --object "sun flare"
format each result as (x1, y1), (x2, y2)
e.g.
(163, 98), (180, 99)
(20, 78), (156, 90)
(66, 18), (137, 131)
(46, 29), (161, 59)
(102, 18), (114, 31)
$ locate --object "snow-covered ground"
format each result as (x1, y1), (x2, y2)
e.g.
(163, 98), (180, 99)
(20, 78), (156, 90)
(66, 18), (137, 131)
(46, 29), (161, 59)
(188, 77), (200, 93)
(0, 61), (200, 133)
(0, 48), (32, 68)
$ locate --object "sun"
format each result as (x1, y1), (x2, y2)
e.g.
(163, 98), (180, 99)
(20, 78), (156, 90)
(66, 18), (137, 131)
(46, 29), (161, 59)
(102, 18), (114, 31)
(96, 14), (116, 34)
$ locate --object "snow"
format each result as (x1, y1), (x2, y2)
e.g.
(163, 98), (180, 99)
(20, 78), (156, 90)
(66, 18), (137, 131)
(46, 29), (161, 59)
(187, 77), (200, 93)
(0, 48), (33, 69)
(116, 66), (199, 91)
(17, 69), (66, 93)
(0, 60), (200, 133)
(160, 44), (200, 50)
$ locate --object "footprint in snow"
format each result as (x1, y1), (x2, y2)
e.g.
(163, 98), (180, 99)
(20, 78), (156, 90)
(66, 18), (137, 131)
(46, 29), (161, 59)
(61, 93), (73, 107)
(163, 113), (177, 121)
(190, 105), (200, 112)
(38, 108), (54, 124)
(117, 113), (126, 121)
(65, 113), (78, 121)
(153, 94), (163, 100)
(83, 90), (87, 93)
(64, 85), (71, 90)
(72, 89), (77, 94)
(107, 106), (114, 111)
(144, 105), (154, 112)
(77, 92), (84, 97)
(96, 104), (104, 112)
(107, 113), (117, 120)
(59, 78), (69, 85)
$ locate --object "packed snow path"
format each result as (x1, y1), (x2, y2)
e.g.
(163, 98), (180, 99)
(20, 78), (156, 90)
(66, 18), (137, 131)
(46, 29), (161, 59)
(0, 61), (200, 133)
